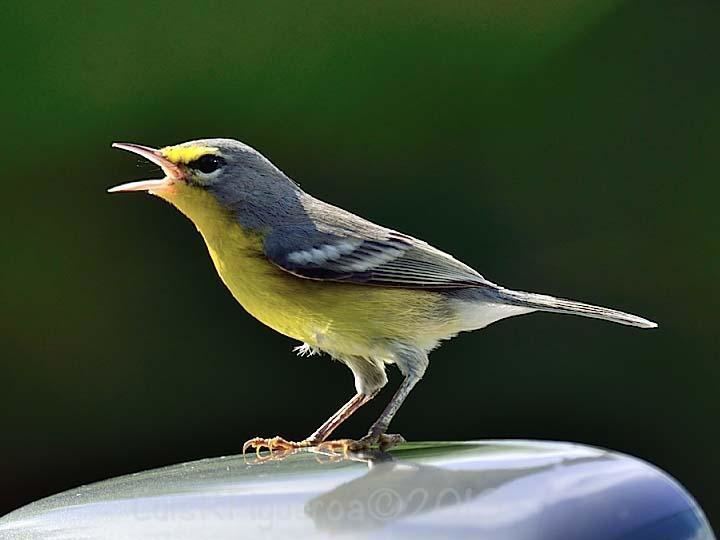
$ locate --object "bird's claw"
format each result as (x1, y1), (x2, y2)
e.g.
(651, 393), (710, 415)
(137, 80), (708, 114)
(242, 436), (313, 460)
(243, 432), (405, 462)
(316, 433), (405, 455)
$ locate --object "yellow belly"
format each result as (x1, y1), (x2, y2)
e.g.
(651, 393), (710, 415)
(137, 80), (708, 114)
(164, 185), (455, 356)
(204, 220), (449, 354)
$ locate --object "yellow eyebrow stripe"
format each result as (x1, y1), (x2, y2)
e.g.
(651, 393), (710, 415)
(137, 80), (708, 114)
(160, 145), (219, 164)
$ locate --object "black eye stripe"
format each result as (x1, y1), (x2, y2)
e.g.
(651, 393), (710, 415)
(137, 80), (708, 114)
(188, 154), (226, 174)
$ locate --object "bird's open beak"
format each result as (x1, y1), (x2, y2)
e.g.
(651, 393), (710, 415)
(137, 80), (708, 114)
(108, 143), (184, 194)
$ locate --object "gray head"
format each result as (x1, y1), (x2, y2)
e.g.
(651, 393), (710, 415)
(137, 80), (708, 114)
(109, 138), (304, 227)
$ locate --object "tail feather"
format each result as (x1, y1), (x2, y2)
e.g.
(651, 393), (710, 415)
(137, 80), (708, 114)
(496, 288), (657, 329)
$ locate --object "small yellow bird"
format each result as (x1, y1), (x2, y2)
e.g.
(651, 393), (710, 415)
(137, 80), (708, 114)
(109, 139), (657, 453)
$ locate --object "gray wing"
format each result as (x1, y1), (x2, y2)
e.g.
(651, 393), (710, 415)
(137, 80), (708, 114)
(263, 199), (496, 289)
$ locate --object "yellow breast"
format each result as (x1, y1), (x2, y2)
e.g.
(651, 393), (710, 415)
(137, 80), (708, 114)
(161, 184), (456, 356)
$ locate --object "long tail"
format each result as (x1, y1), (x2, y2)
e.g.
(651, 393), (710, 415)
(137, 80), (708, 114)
(496, 288), (657, 329)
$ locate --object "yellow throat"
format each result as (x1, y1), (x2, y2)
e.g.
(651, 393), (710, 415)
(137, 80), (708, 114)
(155, 181), (450, 357)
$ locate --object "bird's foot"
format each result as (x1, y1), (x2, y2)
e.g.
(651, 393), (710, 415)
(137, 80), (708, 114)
(243, 432), (405, 461)
(316, 432), (405, 455)
(242, 436), (316, 459)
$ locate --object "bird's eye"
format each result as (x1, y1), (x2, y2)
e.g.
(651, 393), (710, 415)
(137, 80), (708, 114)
(189, 154), (226, 174)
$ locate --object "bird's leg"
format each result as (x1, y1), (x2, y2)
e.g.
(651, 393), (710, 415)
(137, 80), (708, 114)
(364, 373), (420, 442)
(318, 347), (427, 454)
(319, 374), (419, 453)
(307, 392), (375, 442)
(243, 392), (374, 456)
(350, 373), (420, 451)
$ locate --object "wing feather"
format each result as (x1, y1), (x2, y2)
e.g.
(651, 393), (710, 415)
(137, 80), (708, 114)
(263, 201), (495, 289)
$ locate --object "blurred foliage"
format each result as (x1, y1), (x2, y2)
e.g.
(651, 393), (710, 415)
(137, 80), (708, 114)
(1, 0), (718, 522)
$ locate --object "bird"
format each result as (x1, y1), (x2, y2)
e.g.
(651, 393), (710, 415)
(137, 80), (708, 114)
(109, 138), (657, 453)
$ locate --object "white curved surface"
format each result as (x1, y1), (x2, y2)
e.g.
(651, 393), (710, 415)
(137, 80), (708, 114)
(0, 441), (713, 539)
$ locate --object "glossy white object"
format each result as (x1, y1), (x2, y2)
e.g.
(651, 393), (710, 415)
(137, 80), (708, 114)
(0, 441), (712, 539)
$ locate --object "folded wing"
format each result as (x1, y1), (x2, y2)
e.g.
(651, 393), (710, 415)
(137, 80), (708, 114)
(263, 201), (495, 289)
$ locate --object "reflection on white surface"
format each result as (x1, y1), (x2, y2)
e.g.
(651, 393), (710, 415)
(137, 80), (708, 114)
(0, 441), (713, 540)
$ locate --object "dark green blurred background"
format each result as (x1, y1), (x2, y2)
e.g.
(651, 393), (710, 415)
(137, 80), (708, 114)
(1, 0), (718, 522)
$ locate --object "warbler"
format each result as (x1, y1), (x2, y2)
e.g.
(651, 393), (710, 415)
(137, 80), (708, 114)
(109, 138), (657, 453)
